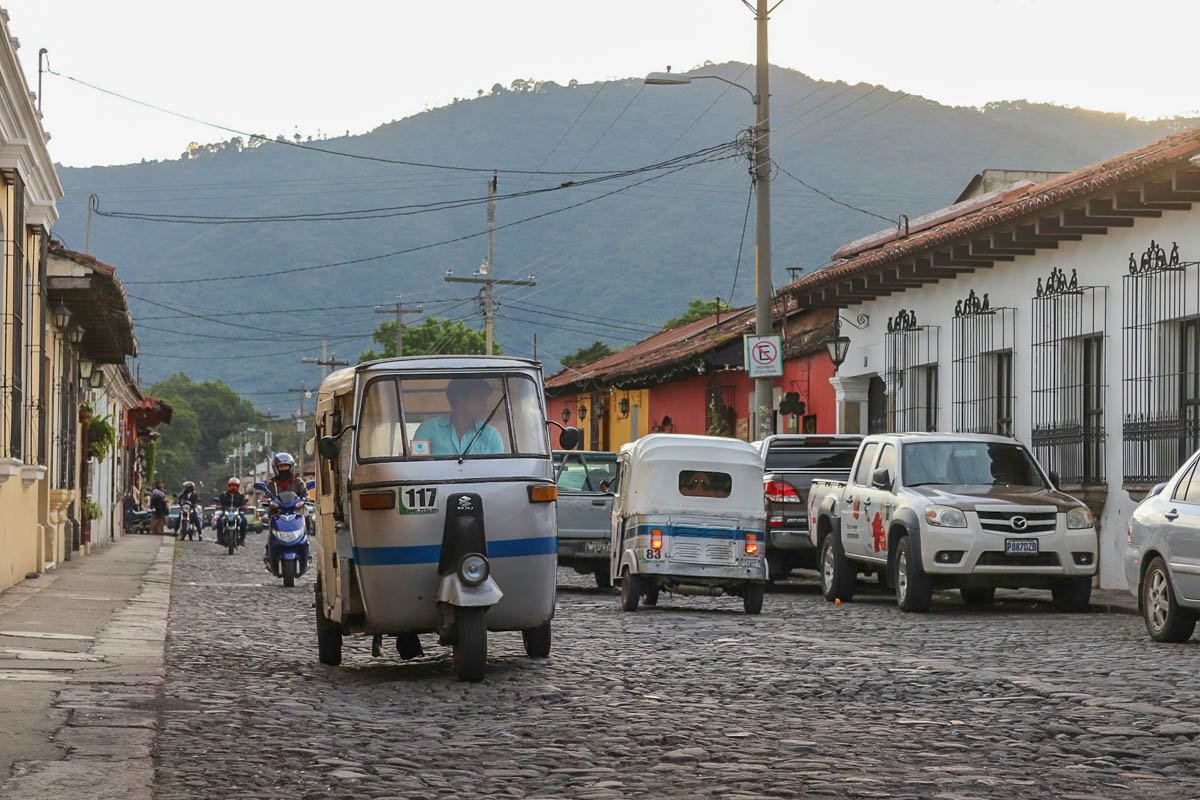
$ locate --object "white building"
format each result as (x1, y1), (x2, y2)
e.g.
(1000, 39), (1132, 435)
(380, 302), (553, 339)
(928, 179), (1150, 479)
(782, 126), (1200, 589)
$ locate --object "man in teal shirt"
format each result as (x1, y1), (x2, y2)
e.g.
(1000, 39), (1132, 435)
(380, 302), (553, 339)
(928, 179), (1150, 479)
(412, 378), (505, 456)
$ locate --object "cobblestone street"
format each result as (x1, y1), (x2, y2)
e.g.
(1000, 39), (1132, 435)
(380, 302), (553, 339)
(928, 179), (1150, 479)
(158, 536), (1200, 799)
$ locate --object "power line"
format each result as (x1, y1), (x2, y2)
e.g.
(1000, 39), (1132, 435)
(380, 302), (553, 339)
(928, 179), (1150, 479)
(505, 299), (659, 333)
(137, 334), (375, 361)
(123, 156), (736, 285)
(728, 180), (755, 303)
(571, 85), (645, 170)
(48, 67), (714, 177)
(131, 296), (472, 321)
(504, 302), (658, 335)
(772, 162), (893, 224)
(493, 310), (642, 342)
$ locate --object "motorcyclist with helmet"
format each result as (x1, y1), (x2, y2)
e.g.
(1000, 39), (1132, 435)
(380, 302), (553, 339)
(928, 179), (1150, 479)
(262, 453), (308, 565)
(216, 477), (248, 546)
(177, 480), (200, 540)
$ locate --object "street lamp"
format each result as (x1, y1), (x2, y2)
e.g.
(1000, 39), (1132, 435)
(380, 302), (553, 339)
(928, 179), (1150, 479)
(644, 0), (778, 439)
(560, 406), (571, 423)
(822, 314), (869, 371)
(78, 358), (95, 383)
(89, 368), (106, 390)
(51, 304), (71, 331)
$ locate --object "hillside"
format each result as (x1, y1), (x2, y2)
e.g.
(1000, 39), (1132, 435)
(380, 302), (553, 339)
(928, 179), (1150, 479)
(51, 62), (1197, 412)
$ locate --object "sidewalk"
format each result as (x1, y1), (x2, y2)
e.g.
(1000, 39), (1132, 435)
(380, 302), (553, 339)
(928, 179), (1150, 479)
(0, 534), (173, 799)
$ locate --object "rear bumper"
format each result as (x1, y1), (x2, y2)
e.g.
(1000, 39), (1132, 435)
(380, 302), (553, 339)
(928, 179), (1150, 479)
(768, 528), (814, 552)
(558, 537), (609, 564)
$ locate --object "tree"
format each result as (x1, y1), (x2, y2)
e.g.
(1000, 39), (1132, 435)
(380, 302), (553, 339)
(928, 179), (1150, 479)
(561, 341), (613, 368)
(491, 83), (504, 95)
(357, 317), (498, 363)
(662, 299), (732, 330)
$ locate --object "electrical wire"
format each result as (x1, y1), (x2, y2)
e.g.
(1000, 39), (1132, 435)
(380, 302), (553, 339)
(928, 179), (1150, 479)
(570, 85), (645, 170)
(772, 162), (893, 224)
(728, 180), (755, 304)
(123, 156), (737, 285)
(131, 296), (472, 321)
(493, 309), (642, 342)
(48, 68), (711, 176)
(503, 302), (658, 336)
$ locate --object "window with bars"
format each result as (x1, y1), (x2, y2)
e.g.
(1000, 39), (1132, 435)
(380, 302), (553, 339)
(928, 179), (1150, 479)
(1031, 267), (1108, 486)
(884, 309), (940, 433)
(1122, 240), (1196, 486)
(951, 295), (1016, 436)
(1, 171), (24, 462)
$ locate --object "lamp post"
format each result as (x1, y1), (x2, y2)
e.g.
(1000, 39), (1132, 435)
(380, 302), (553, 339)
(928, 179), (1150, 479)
(645, 0), (779, 439)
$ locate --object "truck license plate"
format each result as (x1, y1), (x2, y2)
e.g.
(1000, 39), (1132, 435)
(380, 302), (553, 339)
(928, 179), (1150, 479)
(584, 541), (609, 554)
(1004, 538), (1039, 555)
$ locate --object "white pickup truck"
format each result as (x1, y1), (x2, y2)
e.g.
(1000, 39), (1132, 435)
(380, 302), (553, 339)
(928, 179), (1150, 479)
(806, 433), (1098, 612)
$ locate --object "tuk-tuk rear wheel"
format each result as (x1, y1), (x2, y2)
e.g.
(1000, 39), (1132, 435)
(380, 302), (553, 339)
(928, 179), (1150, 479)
(620, 573), (642, 612)
(521, 622), (551, 658)
(452, 607), (487, 682)
(314, 591), (342, 666)
(744, 582), (765, 615)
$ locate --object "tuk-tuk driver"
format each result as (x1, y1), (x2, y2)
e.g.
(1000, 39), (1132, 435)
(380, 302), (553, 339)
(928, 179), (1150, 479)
(413, 378), (504, 456)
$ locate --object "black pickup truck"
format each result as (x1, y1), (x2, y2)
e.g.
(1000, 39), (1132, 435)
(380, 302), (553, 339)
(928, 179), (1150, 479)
(758, 434), (863, 579)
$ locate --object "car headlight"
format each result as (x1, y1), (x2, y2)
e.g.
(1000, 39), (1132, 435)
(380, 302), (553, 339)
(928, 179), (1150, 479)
(924, 504), (967, 528)
(458, 553), (489, 586)
(1066, 506), (1094, 529)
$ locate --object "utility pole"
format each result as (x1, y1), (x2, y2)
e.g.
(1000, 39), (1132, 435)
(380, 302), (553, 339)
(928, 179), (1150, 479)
(302, 340), (349, 378)
(85, 193), (98, 254)
(444, 174), (535, 355)
(751, 0), (777, 439)
(37, 48), (46, 114)
(374, 296), (423, 357)
(287, 387), (313, 472)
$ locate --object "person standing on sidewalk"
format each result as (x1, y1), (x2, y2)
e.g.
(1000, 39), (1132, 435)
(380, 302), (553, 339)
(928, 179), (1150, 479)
(149, 480), (168, 535)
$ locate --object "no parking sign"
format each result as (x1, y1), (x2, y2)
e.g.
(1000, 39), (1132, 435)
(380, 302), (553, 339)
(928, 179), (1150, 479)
(744, 335), (782, 378)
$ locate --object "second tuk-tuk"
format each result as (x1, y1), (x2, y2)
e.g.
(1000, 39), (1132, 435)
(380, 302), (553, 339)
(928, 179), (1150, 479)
(311, 356), (579, 681)
(609, 434), (768, 614)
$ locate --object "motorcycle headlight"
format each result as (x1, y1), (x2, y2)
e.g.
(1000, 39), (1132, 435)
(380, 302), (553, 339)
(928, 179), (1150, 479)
(1066, 506), (1094, 529)
(458, 554), (489, 586)
(924, 504), (967, 528)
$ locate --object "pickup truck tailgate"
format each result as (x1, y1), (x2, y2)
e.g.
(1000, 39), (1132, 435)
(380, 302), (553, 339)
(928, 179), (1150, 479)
(556, 492), (611, 540)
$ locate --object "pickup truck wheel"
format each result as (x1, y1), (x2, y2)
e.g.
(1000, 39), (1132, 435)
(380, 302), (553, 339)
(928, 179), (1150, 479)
(1142, 558), (1197, 642)
(1051, 577), (1092, 613)
(895, 536), (932, 612)
(960, 586), (995, 607)
(743, 582), (764, 615)
(819, 533), (856, 603)
(620, 572), (642, 612)
(595, 569), (612, 590)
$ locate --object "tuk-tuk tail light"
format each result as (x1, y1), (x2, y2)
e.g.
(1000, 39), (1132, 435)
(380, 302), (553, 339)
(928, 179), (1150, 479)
(650, 529), (663, 550)
(745, 533), (759, 554)
(359, 490), (396, 510)
(528, 485), (558, 503)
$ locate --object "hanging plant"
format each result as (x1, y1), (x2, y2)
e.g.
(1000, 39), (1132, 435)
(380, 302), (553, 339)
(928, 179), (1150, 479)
(81, 497), (103, 521)
(706, 400), (733, 438)
(88, 414), (117, 461)
(79, 401), (95, 424)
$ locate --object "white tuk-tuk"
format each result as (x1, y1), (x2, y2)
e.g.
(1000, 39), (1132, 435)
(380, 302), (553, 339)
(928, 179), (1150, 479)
(311, 356), (579, 681)
(609, 434), (768, 614)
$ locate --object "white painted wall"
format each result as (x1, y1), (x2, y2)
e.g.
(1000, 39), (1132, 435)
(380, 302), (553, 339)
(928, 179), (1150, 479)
(831, 209), (1199, 589)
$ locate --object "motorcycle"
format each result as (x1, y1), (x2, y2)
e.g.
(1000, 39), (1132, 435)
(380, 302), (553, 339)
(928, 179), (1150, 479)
(179, 501), (197, 541)
(216, 508), (247, 555)
(256, 481), (314, 588)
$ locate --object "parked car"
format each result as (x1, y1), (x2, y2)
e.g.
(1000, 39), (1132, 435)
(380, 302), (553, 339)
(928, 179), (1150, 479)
(757, 435), (862, 579)
(202, 506), (216, 529)
(168, 505), (181, 532)
(554, 449), (617, 588)
(808, 433), (1097, 612)
(1126, 452), (1200, 642)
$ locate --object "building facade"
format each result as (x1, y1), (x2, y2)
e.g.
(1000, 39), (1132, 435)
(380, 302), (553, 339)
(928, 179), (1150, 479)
(783, 126), (1200, 589)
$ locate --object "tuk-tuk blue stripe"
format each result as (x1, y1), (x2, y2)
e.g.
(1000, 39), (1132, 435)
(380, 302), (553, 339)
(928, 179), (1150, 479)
(352, 536), (557, 566)
(632, 525), (759, 540)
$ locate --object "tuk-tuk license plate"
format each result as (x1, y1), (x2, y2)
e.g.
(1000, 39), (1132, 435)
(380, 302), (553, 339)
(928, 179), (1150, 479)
(584, 541), (609, 554)
(1004, 538), (1039, 555)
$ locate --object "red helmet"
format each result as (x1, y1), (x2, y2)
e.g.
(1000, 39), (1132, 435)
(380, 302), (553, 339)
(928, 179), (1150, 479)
(228, 477), (241, 490)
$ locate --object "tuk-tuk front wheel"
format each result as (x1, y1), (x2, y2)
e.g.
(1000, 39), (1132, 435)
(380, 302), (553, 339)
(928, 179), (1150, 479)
(744, 582), (765, 615)
(315, 591), (342, 667)
(620, 572), (643, 612)
(452, 607), (487, 682)
(522, 622), (551, 658)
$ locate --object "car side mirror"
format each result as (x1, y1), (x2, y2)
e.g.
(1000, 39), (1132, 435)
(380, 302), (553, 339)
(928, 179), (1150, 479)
(1150, 481), (1167, 497)
(1048, 470), (1061, 489)
(871, 468), (892, 490)
(558, 426), (581, 451)
(317, 436), (340, 460)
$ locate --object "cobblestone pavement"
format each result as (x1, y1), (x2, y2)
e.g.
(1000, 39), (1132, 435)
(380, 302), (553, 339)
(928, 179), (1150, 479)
(158, 537), (1200, 799)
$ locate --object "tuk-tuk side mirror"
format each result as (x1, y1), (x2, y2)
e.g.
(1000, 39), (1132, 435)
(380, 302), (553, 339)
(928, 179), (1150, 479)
(871, 468), (892, 491)
(558, 426), (582, 451)
(317, 436), (340, 460)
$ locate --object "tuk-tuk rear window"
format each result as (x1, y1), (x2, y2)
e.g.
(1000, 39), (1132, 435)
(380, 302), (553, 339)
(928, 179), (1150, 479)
(678, 470), (732, 498)
(356, 373), (549, 461)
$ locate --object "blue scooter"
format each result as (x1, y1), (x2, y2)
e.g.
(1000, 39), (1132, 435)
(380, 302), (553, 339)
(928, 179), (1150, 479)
(255, 481), (314, 588)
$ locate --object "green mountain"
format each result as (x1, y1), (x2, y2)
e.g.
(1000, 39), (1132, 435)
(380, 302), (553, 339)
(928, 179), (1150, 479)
(51, 62), (1196, 412)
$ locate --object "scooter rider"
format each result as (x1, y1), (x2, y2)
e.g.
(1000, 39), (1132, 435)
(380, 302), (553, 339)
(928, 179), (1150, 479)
(263, 453), (308, 564)
(217, 477), (248, 545)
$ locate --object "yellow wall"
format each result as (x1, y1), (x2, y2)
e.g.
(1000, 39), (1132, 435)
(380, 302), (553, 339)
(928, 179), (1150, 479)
(578, 388), (650, 452)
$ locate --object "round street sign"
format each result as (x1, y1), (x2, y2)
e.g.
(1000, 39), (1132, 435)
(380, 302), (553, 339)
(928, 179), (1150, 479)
(744, 335), (783, 378)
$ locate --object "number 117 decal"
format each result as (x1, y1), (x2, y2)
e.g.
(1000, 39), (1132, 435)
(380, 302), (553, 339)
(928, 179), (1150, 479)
(401, 486), (438, 515)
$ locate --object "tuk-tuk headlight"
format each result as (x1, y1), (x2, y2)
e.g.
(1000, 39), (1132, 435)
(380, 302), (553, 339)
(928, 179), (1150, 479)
(458, 553), (489, 586)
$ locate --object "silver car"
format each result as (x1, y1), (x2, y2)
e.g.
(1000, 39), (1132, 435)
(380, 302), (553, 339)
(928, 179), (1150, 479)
(1126, 451), (1200, 642)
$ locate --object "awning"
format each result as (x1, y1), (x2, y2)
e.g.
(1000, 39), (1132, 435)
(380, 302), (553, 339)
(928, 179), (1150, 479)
(46, 243), (138, 363)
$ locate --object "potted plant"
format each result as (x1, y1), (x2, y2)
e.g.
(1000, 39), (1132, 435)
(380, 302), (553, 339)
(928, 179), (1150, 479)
(81, 497), (103, 521)
(88, 415), (117, 462)
(79, 401), (95, 424)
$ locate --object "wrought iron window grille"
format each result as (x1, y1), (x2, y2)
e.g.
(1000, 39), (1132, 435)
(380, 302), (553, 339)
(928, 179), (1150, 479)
(1122, 240), (1200, 485)
(1032, 265), (1107, 487)
(952, 289), (1016, 436)
(884, 308), (940, 432)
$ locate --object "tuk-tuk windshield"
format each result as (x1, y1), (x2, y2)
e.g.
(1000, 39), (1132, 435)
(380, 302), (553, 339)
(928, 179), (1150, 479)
(357, 373), (549, 461)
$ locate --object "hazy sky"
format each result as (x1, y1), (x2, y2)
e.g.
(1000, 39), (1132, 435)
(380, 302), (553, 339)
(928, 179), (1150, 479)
(9, 0), (1198, 168)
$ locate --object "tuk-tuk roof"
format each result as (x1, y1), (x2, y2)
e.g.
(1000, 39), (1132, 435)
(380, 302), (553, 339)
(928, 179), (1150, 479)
(617, 434), (766, 519)
(317, 366), (356, 401)
(356, 354), (542, 374)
